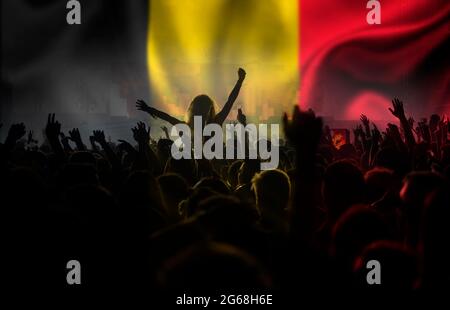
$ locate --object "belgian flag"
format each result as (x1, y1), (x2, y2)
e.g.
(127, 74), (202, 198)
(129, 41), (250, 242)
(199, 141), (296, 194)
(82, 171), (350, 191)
(1, 0), (449, 129)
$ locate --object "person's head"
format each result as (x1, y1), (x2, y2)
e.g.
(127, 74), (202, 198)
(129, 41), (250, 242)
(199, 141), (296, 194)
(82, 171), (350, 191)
(157, 242), (271, 289)
(336, 143), (358, 160)
(64, 184), (118, 234)
(227, 160), (243, 190)
(157, 173), (190, 220)
(429, 114), (440, 131)
(23, 150), (48, 176)
(197, 195), (258, 232)
(364, 167), (398, 203)
(194, 177), (230, 195)
(323, 160), (366, 220)
(165, 157), (198, 185)
(412, 142), (432, 171)
(420, 185), (450, 289)
(251, 169), (291, 225)
(179, 187), (218, 218)
(400, 171), (445, 246)
(2, 167), (48, 215)
(238, 159), (261, 186)
(69, 151), (97, 166)
(157, 138), (174, 167)
(332, 205), (392, 268)
(445, 164), (450, 181)
(58, 163), (99, 190)
(400, 172), (445, 206)
(373, 146), (408, 176)
(119, 170), (166, 235)
(317, 144), (334, 165)
(186, 94), (216, 127)
(440, 144), (450, 168)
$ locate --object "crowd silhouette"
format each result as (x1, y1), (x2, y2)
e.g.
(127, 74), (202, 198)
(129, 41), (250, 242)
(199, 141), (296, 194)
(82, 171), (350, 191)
(1, 68), (449, 294)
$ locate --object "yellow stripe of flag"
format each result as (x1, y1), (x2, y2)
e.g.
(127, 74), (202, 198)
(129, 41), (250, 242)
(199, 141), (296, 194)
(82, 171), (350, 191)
(147, 0), (299, 121)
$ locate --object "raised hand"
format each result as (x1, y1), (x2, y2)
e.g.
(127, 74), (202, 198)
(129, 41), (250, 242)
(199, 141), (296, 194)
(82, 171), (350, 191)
(92, 130), (107, 145)
(237, 108), (247, 125)
(283, 106), (323, 151)
(389, 98), (406, 119)
(136, 99), (156, 118)
(68, 128), (85, 150)
(7, 123), (26, 143)
(389, 98), (416, 148)
(60, 132), (73, 152)
(87, 135), (98, 152)
(359, 114), (372, 138)
(44, 114), (66, 159)
(60, 132), (69, 143)
(45, 113), (61, 141)
(360, 114), (370, 126)
(68, 128), (81, 143)
(136, 99), (149, 112)
(238, 68), (246, 81)
(132, 121), (151, 144)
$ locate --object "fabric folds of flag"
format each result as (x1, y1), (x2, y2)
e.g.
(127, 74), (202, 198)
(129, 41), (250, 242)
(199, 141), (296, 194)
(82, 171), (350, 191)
(148, 0), (449, 122)
(300, 0), (449, 120)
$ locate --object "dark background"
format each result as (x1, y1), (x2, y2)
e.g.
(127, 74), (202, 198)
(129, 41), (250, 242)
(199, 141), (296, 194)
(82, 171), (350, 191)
(1, 0), (150, 141)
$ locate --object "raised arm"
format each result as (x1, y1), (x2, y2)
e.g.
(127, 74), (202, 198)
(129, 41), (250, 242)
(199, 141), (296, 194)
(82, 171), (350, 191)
(389, 98), (416, 150)
(284, 106), (323, 243)
(68, 128), (86, 151)
(2, 123), (26, 158)
(136, 99), (183, 126)
(45, 113), (66, 162)
(214, 68), (246, 126)
(92, 130), (121, 170)
(131, 122), (161, 174)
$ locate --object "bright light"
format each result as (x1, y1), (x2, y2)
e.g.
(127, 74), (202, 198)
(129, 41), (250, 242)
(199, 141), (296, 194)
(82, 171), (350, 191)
(147, 0), (299, 122)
